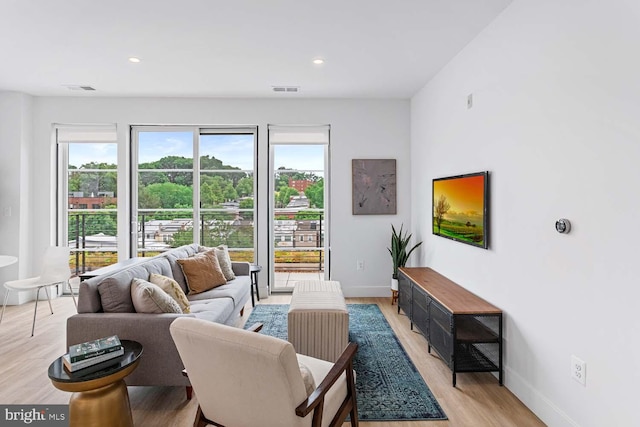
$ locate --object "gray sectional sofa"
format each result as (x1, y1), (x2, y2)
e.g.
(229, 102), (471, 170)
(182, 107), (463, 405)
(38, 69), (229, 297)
(66, 243), (251, 390)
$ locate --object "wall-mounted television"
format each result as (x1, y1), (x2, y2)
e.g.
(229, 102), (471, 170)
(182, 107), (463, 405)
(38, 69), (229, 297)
(432, 171), (489, 249)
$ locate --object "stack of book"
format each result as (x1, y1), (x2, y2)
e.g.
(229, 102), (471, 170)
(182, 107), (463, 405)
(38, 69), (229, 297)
(63, 335), (124, 373)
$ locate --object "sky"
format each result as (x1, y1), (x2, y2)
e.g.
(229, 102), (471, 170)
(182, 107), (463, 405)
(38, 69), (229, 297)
(69, 131), (325, 172)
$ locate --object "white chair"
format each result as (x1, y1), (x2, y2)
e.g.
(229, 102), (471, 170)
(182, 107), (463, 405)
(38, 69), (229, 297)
(170, 317), (359, 427)
(0, 246), (76, 336)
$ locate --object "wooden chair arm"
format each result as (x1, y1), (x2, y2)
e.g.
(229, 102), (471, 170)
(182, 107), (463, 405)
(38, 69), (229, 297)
(246, 322), (264, 333)
(295, 342), (358, 417)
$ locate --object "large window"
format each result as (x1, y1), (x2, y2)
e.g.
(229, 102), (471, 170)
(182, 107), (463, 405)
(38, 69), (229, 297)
(56, 125), (118, 276)
(132, 127), (257, 261)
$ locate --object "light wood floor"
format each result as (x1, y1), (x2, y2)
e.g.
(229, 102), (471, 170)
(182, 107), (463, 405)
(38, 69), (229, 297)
(0, 295), (544, 426)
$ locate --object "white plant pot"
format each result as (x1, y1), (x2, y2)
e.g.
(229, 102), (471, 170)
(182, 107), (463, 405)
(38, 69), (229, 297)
(391, 278), (399, 291)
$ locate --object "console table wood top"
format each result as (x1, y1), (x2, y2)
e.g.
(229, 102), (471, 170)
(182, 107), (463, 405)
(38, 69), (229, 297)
(399, 267), (501, 315)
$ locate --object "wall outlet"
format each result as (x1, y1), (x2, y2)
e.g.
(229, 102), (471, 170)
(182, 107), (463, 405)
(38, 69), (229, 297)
(2, 207), (10, 217)
(356, 260), (364, 271)
(571, 355), (586, 385)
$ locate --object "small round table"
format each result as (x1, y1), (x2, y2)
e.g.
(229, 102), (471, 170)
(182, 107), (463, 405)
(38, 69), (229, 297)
(48, 340), (143, 427)
(250, 264), (262, 306)
(0, 255), (17, 268)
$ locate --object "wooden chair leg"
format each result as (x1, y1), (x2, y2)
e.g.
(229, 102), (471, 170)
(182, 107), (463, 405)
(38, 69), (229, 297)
(240, 307), (245, 317)
(186, 386), (193, 400)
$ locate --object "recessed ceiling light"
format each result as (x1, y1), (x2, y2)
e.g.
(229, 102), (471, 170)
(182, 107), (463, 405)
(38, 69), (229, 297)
(312, 58), (325, 65)
(128, 57), (141, 63)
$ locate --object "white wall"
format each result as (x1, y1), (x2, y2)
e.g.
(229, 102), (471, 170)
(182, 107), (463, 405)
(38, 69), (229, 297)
(411, 0), (640, 425)
(0, 91), (33, 304)
(29, 97), (410, 298)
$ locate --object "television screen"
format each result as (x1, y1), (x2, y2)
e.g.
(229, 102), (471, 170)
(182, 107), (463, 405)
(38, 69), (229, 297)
(432, 171), (488, 249)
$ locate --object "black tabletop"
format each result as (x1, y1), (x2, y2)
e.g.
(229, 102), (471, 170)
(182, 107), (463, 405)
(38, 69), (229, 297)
(48, 340), (143, 383)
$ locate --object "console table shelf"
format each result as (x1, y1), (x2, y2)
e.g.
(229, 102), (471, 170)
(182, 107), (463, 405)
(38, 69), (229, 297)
(398, 267), (503, 386)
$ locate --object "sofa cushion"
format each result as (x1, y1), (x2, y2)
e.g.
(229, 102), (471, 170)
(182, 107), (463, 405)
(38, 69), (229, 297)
(200, 245), (236, 281)
(187, 276), (250, 304)
(149, 273), (191, 313)
(98, 276), (135, 313)
(177, 250), (227, 294)
(189, 297), (235, 323)
(164, 244), (200, 293)
(131, 278), (183, 314)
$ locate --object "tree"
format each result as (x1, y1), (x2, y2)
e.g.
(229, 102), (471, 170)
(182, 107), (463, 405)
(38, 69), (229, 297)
(235, 177), (253, 197)
(304, 179), (324, 208)
(222, 182), (238, 201)
(143, 182), (192, 209)
(276, 186), (299, 208)
(239, 198), (254, 209)
(434, 194), (451, 233)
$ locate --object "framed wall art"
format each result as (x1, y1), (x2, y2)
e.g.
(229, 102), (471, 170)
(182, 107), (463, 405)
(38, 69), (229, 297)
(352, 159), (397, 215)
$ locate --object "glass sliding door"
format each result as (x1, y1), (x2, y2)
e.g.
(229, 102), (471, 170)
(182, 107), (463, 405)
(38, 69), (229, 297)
(268, 125), (329, 292)
(132, 126), (257, 260)
(199, 130), (256, 262)
(133, 128), (195, 256)
(56, 125), (118, 278)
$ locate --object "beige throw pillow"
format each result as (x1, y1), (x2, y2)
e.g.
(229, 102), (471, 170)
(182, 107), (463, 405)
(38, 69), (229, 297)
(299, 362), (316, 397)
(130, 278), (183, 314)
(213, 245), (236, 281)
(149, 273), (191, 313)
(177, 250), (227, 294)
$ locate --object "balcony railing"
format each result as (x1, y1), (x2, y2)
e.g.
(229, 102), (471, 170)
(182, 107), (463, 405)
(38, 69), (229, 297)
(68, 211), (325, 276)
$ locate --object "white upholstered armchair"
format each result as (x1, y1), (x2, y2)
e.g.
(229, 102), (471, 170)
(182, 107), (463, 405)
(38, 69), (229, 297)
(169, 317), (359, 427)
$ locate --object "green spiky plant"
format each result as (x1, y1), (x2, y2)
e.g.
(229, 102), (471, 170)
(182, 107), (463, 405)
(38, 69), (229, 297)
(388, 224), (423, 279)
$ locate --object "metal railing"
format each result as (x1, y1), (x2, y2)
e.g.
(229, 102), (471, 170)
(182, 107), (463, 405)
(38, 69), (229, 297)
(68, 211), (325, 275)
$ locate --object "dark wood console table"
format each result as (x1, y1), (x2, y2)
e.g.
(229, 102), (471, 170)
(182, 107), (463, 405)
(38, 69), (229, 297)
(398, 267), (503, 387)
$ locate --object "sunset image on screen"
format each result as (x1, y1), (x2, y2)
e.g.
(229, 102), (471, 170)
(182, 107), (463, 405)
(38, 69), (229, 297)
(433, 173), (486, 247)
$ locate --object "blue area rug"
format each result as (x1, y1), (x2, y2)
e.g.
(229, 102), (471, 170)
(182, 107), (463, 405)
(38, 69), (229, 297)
(244, 304), (447, 421)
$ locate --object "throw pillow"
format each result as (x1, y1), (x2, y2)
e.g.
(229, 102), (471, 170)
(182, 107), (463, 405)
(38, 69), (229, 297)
(130, 278), (183, 314)
(149, 273), (191, 313)
(299, 362), (316, 397)
(213, 245), (236, 281)
(177, 250), (227, 294)
(98, 277), (136, 313)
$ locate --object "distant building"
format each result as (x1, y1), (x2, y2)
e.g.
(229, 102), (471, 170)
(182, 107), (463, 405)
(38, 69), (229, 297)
(68, 194), (117, 209)
(288, 178), (313, 193)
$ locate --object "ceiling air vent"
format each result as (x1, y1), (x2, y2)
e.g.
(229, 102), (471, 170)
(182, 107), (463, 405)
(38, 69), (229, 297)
(272, 86), (300, 93)
(64, 85), (96, 91)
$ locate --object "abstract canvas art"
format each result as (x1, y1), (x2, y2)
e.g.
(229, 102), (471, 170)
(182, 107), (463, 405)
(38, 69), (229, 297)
(352, 159), (397, 215)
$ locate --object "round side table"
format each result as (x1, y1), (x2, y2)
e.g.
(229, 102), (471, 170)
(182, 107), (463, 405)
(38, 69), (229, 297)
(249, 264), (262, 307)
(48, 340), (143, 427)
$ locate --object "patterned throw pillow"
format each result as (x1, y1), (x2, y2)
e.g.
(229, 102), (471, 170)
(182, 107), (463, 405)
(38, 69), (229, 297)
(213, 245), (236, 281)
(299, 362), (316, 396)
(149, 273), (191, 313)
(177, 249), (227, 294)
(130, 278), (183, 314)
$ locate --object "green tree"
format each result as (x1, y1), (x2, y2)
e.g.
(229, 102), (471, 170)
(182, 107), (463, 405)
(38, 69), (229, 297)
(223, 182), (238, 201)
(276, 186), (299, 208)
(144, 182), (192, 209)
(235, 177), (253, 197)
(239, 198), (254, 209)
(304, 179), (324, 208)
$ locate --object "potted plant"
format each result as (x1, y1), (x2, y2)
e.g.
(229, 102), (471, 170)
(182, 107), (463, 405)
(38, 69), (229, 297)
(388, 224), (422, 291)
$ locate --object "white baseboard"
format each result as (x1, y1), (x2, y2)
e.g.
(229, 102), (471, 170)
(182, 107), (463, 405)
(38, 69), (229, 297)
(505, 366), (578, 427)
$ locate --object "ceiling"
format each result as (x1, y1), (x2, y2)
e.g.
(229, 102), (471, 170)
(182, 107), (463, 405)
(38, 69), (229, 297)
(0, 0), (512, 98)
